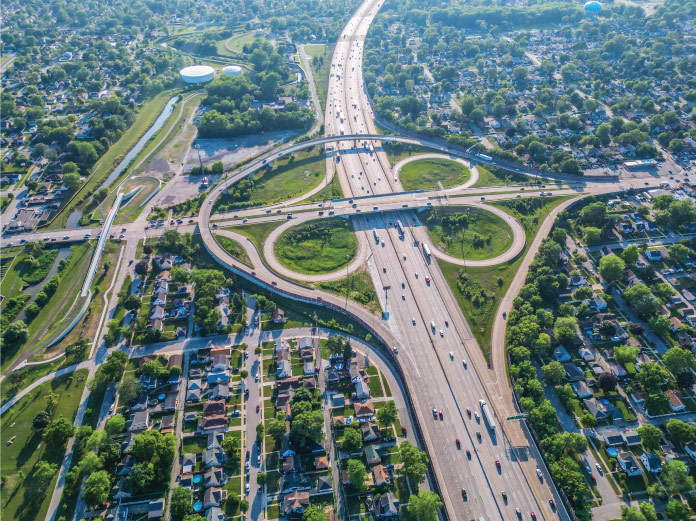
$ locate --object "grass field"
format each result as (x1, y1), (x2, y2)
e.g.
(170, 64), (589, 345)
(399, 158), (470, 191)
(423, 206), (512, 261)
(47, 90), (177, 230)
(223, 32), (257, 54)
(214, 148), (326, 212)
(317, 268), (380, 314)
(115, 177), (160, 224)
(215, 234), (252, 266)
(304, 43), (332, 113)
(0, 369), (88, 521)
(274, 218), (356, 274)
(230, 220), (285, 251)
(383, 142), (434, 164)
(440, 196), (572, 358)
(473, 165), (541, 188)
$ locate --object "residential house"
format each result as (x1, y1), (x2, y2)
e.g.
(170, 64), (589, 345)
(670, 317), (684, 332)
(314, 456), (329, 471)
(578, 346), (596, 362)
(666, 390), (686, 412)
(282, 453), (297, 474)
(203, 487), (227, 509)
(603, 431), (625, 446)
(163, 394), (179, 412)
(364, 444), (381, 465)
(590, 296), (607, 311)
(584, 398), (622, 423)
(116, 454), (136, 476)
(202, 448), (226, 469)
(280, 473), (311, 493)
(609, 362), (628, 379)
(148, 499), (165, 519)
(640, 451), (662, 473)
(130, 410), (150, 432)
(618, 451), (643, 476)
(141, 374), (158, 391)
(168, 354), (183, 369)
(282, 490), (310, 515)
(331, 394), (345, 408)
(372, 464), (391, 486)
(355, 379), (371, 400)
(199, 415), (229, 432)
(303, 362), (315, 376)
(354, 401), (376, 419)
(372, 492), (399, 519)
(203, 400), (226, 416)
(572, 381), (592, 399)
(622, 429), (642, 446)
(298, 338), (314, 361)
(209, 346), (230, 358)
(207, 370), (230, 385)
(182, 453), (196, 474)
(361, 422), (381, 442)
(563, 363), (584, 382)
(553, 346), (571, 362)
(277, 360), (292, 379)
(209, 383), (229, 401)
(161, 415), (175, 434)
(207, 432), (225, 450)
(206, 507), (224, 521)
(684, 442), (696, 463)
(272, 308), (286, 324)
(313, 475), (333, 495)
(210, 355), (228, 372)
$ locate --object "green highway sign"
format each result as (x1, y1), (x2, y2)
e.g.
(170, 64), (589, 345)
(506, 414), (526, 420)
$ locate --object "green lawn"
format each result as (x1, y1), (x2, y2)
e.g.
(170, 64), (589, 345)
(304, 43), (332, 113)
(214, 148), (326, 212)
(274, 218), (356, 274)
(439, 196), (573, 358)
(47, 90), (177, 230)
(215, 234), (252, 267)
(224, 32), (258, 54)
(422, 206), (513, 261)
(382, 142), (434, 164)
(0, 370), (88, 521)
(231, 221), (285, 251)
(399, 158), (470, 191)
(317, 268), (380, 313)
(114, 177), (160, 225)
(473, 165), (533, 188)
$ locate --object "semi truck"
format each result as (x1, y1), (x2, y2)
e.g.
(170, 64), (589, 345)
(423, 243), (431, 258)
(479, 400), (496, 432)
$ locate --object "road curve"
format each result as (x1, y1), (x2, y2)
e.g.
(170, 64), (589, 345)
(391, 153), (479, 191)
(413, 203), (526, 268)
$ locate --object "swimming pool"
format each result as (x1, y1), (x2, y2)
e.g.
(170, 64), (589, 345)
(192, 475), (202, 484)
(607, 447), (618, 457)
(193, 501), (203, 511)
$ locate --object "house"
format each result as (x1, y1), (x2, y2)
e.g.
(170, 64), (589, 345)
(202, 448), (226, 469)
(683, 290), (696, 303)
(299, 337), (314, 359)
(354, 401), (376, 419)
(313, 475), (333, 495)
(373, 464), (391, 486)
(203, 400), (226, 416)
(584, 398), (622, 423)
(277, 360), (292, 379)
(572, 381), (592, 399)
(578, 346), (596, 362)
(203, 487), (227, 508)
(600, 246), (613, 257)
(361, 421), (381, 441)
(182, 453), (196, 474)
(132, 395), (148, 411)
(282, 453), (297, 474)
(163, 394), (179, 412)
(116, 454), (136, 476)
(282, 490), (310, 515)
(141, 374), (158, 391)
(372, 492), (399, 519)
(130, 410), (150, 432)
(209, 346), (230, 358)
(161, 414), (175, 434)
(199, 415), (229, 432)
(563, 363), (584, 382)
(331, 394), (345, 408)
(609, 362), (628, 379)
(277, 378), (301, 393)
(603, 431), (625, 446)
(206, 507), (224, 521)
(666, 390), (686, 412)
(207, 370), (230, 385)
(355, 380), (371, 400)
(364, 444), (381, 465)
(207, 432), (225, 450)
(168, 354), (183, 369)
(684, 442), (696, 462)
(150, 305), (165, 320)
(187, 387), (201, 403)
(590, 296), (607, 311)
(209, 383), (229, 401)
(618, 451), (643, 476)
(314, 456), (329, 471)
(670, 317), (684, 332)
(553, 346), (571, 362)
(210, 355), (228, 372)
(641, 451), (662, 473)
(148, 499), (165, 519)
(646, 250), (662, 261)
(280, 472), (311, 493)
(272, 308), (286, 323)
(622, 429), (642, 446)
(304, 362), (315, 376)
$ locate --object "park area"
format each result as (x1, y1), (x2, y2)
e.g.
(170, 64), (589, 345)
(274, 218), (357, 274)
(423, 206), (512, 261)
(399, 157), (470, 191)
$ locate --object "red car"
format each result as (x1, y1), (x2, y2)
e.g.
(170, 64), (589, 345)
(456, 439), (461, 449)
(531, 512), (537, 521)
(401, 426), (407, 435)
(271, 281), (277, 286)
(590, 474), (597, 485)
(425, 276), (431, 283)
(438, 410), (443, 420)
(495, 460), (501, 469)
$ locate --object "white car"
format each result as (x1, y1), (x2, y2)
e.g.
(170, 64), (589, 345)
(63, 235), (70, 240)
(440, 330), (444, 337)
(449, 352), (454, 360)
(245, 483), (250, 494)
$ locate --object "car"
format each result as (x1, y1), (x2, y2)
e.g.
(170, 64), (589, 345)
(432, 408), (438, 419)
(403, 254), (406, 260)
(462, 360), (468, 369)
(425, 276), (430, 283)
(466, 408), (471, 417)
(596, 463), (602, 474)
(456, 438), (461, 449)
(537, 467), (543, 480)
(402, 294), (405, 300)
(271, 281), (277, 286)
(63, 235), (70, 240)
(590, 474), (596, 485)
(119, 234), (125, 238)
(466, 449), (471, 459)
(245, 484), (250, 494)
(474, 412), (480, 421)
(531, 513), (536, 521)
(412, 318), (416, 325)
(549, 499), (555, 510)
(502, 491), (507, 501)
(393, 346), (398, 354)
(84, 233), (91, 238)
(383, 267), (386, 273)
(503, 311), (507, 319)
(256, 405), (260, 413)
(516, 194), (521, 198)
(415, 272), (418, 278)
(5, 242), (12, 247)
(481, 196), (485, 201)
(449, 352), (453, 359)
(189, 219), (194, 223)
(245, 463), (250, 472)
(401, 426), (407, 435)
(254, 374), (259, 382)
(461, 489), (467, 501)
(43, 236), (50, 241)
(495, 459), (501, 469)
(401, 282), (405, 289)
(476, 431), (481, 441)
(516, 509), (522, 518)
(243, 218), (248, 223)
(438, 410), (443, 420)
(257, 455), (261, 465)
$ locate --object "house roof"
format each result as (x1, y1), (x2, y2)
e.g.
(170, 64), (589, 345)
(354, 400), (375, 417)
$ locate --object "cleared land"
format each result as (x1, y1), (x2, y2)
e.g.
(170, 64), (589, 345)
(305, 43), (333, 113)
(0, 370), (88, 521)
(274, 218), (357, 274)
(399, 158), (470, 191)
(214, 147), (326, 212)
(423, 206), (512, 261)
(440, 196), (572, 358)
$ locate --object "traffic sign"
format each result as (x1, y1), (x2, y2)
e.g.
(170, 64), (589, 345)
(506, 414), (526, 420)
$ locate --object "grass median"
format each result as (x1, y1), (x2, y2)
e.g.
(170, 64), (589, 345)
(399, 157), (470, 191)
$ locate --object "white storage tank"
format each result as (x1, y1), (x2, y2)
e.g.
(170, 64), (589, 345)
(179, 65), (215, 84)
(221, 65), (243, 77)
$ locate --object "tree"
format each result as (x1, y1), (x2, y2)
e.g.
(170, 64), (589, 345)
(376, 401), (398, 426)
(638, 362), (669, 390)
(665, 499), (689, 521)
(33, 410), (51, 429)
(554, 316), (578, 346)
(3, 321), (28, 345)
(598, 320), (616, 339)
(341, 426), (362, 453)
(117, 374), (141, 405)
(100, 350), (128, 382)
(33, 460), (58, 490)
(408, 491), (443, 521)
(129, 462), (155, 492)
(623, 284), (660, 316)
(266, 417), (287, 443)
(399, 441), (429, 484)
(171, 487), (194, 521)
(599, 254), (625, 284)
(621, 505), (647, 521)
(347, 459), (368, 492)
(663, 347), (696, 375)
(132, 430), (176, 472)
(662, 460), (694, 494)
(289, 410), (324, 447)
(183, 516), (207, 521)
(124, 295), (141, 311)
(640, 502), (658, 521)
(614, 345), (639, 365)
(302, 506), (328, 521)
(240, 499), (249, 512)
(598, 372), (618, 393)
(669, 244), (691, 264)
(256, 423), (265, 442)
(104, 415), (125, 436)
(649, 315), (671, 337)
(644, 390), (670, 415)
(257, 473), (267, 486)
(676, 371), (695, 389)
(637, 424), (663, 451)
(82, 470), (111, 507)
(666, 419), (695, 446)
(541, 361), (565, 385)
(43, 416), (75, 447)
(63, 172), (82, 191)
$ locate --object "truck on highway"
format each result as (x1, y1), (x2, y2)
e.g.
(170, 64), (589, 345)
(396, 220), (404, 237)
(479, 400), (496, 432)
(478, 153), (493, 162)
(373, 229), (379, 244)
(423, 243), (431, 259)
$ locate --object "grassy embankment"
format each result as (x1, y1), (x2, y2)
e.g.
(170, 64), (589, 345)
(304, 43), (333, 113)
(399, 157), (470, 191)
